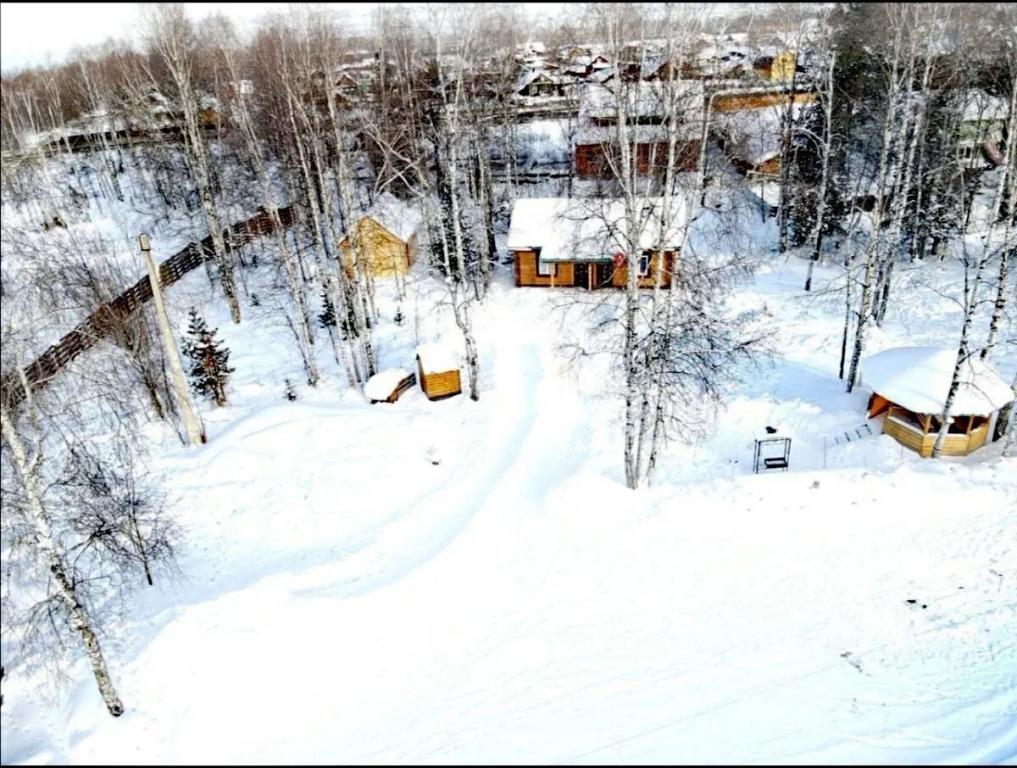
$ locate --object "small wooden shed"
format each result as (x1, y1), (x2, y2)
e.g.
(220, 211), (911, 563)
(339, 193), (421, 278)
(861, 346), (1015, 458)
(364, 369), (416, 404)
(416, 343), (462, 401)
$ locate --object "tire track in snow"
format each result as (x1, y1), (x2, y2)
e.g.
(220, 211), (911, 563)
(283, 332), (547, 600)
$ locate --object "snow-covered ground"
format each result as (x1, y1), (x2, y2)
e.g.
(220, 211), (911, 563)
(2, 189), (1016, 764)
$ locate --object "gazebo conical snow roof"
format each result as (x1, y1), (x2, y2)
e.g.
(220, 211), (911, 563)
(860, 346), (1014, 416)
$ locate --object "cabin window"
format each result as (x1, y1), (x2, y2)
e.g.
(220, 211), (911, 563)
(535, 248), (556, 277)
(638, 251), (651, 277)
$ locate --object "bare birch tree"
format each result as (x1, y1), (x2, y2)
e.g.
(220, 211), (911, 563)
(206, 14), (320, 386)
(142, 3), (243, 324)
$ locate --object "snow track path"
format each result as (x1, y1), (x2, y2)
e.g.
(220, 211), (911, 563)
(3, 263), (1015, 766)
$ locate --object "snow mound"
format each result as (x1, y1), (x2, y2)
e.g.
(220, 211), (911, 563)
(364, 368), (412, 401)
(860, 346), (1015, 415)
(416, 343), (460, 374)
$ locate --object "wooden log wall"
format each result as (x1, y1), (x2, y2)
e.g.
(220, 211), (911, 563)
(1, 205), (297, 411)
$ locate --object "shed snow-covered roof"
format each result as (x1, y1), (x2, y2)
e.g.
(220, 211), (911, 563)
(507, 197), (688, 262)
(362, 193), (421, 243)
(861, 346), (1015, 416)
(364, 368), (412, 402)
(416, 343), (461, 374)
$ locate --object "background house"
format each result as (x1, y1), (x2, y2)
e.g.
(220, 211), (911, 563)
(957, 89), (1009, 167)
(574, 80), (704, 179)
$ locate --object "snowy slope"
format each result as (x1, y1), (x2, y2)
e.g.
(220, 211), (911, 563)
(1, 226), (1016, 764)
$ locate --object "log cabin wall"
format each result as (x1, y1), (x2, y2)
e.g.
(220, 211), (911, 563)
(514, 250), (576, 287)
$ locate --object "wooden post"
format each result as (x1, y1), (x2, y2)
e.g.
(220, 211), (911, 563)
(141, 234), (204, 446)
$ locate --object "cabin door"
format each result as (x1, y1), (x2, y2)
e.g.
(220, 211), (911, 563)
(573, 263), (589, 289)
(594, 262), (614, 289)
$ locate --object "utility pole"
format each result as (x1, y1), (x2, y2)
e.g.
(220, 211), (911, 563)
(141, 234), (205, 445)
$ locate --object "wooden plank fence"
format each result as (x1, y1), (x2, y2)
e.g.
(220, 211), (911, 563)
(1, 204), (297, 411)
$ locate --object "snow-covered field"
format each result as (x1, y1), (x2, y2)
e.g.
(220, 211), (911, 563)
(2, 188), (1016, 764)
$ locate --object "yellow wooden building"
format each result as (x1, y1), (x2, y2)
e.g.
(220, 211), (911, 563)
(339, 194), (421, 278)
(416, 343), (462, 401)
(861, 347), (1015, 458)
(753, 50), (797, 81)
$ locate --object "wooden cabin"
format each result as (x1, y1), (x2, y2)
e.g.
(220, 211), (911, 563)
(507, 197), (685, 290)
(339, 194), (420, 278)
(861, 347), (1015, 458)
(416, 344), (462, 401)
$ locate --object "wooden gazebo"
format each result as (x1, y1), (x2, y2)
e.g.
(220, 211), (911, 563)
(861, 347), (1015, 458)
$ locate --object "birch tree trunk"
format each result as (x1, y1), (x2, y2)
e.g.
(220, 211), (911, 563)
(0, 384), (124, 717)
(998, 371), (1017, 450)
(144, 4), (242, 324)
(875, 8), (942, 326)
(846, 18), (906, 392)
(931, 248), (991, 458)
(144, 241), (204, 446)
(214, 23), (319, 385)
(805, 49), (836, 292)
(981, 248), (1010, 361)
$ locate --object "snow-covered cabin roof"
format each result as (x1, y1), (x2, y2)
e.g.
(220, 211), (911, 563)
(718, 104), (806, 167)
(960, 89), (1009, 124)
(860, 347), (1015, 416)
(575, 81), (704, 147)
(586, 67), (616, 85)
(516, 69), (569, 93)
(364, 368), (412, 402)
(580, 79), (705, 123)
(416, 343), (461, 374)
(361, 193), (421, 243)
(507, 197), (688, 262)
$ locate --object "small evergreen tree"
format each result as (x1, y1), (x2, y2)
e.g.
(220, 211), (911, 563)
(317, 289), (337, 331)
(182, 308), (234, 407)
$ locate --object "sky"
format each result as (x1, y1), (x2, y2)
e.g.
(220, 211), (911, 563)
(0, 3), (374, 73)
(0, 2), (753, 74)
